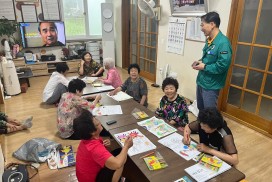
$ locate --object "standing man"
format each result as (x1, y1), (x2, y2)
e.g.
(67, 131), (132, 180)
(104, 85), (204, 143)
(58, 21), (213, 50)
(192, 11), (232, 111)
(38, 22), (65, 47)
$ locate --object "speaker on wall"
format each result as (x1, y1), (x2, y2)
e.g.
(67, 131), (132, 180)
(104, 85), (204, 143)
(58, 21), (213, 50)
(101, 3), (115, 61)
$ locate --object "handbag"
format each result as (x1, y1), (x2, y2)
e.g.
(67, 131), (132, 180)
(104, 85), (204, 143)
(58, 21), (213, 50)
(2, 163), (38, 182)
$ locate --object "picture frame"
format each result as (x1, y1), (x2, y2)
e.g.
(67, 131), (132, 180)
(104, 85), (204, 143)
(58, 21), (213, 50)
(15, 0), (39, 2)
(0, 0), (16, 21)
(21, 4), (38, 22)
(169, 0), (208, 17)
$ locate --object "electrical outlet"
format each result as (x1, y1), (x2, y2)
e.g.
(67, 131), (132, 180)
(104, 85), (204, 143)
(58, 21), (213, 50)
(159, 68), (163, 75)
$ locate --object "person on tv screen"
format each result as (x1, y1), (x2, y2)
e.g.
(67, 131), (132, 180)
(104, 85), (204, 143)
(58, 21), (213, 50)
(38, 22), (65, 47)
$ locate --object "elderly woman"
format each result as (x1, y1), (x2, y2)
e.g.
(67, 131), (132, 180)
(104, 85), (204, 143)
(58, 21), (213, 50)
(98, 57), (122, 88)
(78, 52), (104, 77)
(57, 78), (101, 139)
(74, 109), (133, 182)
(110, 63), (148, 106)
(155, 77), (189, 127)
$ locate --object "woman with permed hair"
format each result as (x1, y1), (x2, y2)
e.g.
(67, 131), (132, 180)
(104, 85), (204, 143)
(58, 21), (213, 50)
(155, 77), (189, 127)
(74, 109), (133, 182)
(98, 57), (122, 88)
(183, 108), (239, 165)
(109, 63), (148, 106)
(57, 78), (101, 139)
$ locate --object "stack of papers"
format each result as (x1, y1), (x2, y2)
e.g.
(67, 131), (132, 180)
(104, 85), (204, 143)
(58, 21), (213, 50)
(81, 77), (98, 84)
(108, 91), (133, 102)
(114, 129), (156, 156)
(137, 116), (177, 138)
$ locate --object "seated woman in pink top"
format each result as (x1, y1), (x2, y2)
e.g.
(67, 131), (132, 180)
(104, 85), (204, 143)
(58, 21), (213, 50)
(99, 57), (122, 88)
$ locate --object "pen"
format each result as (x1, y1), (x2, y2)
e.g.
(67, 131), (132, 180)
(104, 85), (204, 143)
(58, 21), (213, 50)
(139, 151), (155, 159)
(180, 151), (189, 157)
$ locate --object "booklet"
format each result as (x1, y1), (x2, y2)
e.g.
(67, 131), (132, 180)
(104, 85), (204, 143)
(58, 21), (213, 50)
(47, 145), (76, 170)
(143, 151), (168, 170)
(184, 158), (231, 182)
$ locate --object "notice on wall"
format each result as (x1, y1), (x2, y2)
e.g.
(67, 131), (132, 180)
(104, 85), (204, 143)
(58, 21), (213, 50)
(186, 17), (206, 42)
(166, 17), (187, 55)
(0, 0), (16, 20)
(41, 0), (60, 20)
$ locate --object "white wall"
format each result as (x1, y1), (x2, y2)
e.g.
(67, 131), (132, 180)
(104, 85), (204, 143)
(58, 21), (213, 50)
(156, 0), (232, 101)
(113, 0), (232, 101)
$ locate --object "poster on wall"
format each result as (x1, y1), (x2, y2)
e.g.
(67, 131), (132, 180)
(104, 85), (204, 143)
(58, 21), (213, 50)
(0, 0), (16, 20)
(41, 0), (60, 21)
(166, 17), (187, 55)
(21, 4), (38, 22)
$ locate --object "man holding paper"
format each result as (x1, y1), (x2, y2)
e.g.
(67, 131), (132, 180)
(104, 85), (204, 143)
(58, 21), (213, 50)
(183, 108), (239, 165)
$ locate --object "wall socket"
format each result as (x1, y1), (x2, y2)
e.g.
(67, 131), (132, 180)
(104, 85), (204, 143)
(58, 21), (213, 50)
(159, 68), (163, 74)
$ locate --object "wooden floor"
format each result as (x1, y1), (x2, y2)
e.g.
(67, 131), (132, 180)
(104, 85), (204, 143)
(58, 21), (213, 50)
(1, 67), (272, 181)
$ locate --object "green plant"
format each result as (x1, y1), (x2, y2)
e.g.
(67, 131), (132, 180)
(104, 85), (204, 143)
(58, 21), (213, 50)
(0, 17), (21, 46)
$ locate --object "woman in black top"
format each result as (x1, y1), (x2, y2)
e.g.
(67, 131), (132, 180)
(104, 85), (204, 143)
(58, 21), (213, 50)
(183, 108), (239, 165)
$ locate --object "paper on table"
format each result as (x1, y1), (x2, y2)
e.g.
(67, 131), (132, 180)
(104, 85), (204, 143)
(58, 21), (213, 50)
(107, 91), (133, 101)
(97, 85), (114, 92)
(158, 132), (200, 160)
(114, 129), (156, 156)
(137, 116), (177, 138)
(92, 105), (123, 116)
(81, 77), (98, 84)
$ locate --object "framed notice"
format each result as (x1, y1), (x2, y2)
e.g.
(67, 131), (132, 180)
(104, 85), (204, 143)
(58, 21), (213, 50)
(21, 4), (38, 22)
(16, 0), (39, 2)
(169, 0), (208, 17)
(0, 0), (16, 20)
(41, 0), (60, 21)
(186, 17), (206, 42)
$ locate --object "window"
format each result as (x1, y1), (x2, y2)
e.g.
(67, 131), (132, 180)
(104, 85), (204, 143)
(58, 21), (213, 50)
(61, 0), (105, 40)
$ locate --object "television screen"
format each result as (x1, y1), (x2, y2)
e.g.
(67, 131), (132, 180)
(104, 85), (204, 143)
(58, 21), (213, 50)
(20, 22), (66, 48)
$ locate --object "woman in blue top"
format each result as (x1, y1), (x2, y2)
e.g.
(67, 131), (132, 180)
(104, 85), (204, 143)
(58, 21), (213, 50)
(155, 77), (189, 127)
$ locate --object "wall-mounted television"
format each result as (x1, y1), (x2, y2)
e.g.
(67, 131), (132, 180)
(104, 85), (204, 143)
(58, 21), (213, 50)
(20, 22), (66, 48)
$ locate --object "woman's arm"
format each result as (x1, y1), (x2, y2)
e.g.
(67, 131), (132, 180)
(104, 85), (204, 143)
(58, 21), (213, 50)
(109, 87), (122, 96)
(92, 67), (104, 77)
(105, 136), (133, 170)
(197, 144), (239, 165)
(78, 60), (85, 76)
(102, 70), (114, 85)
(139, 95), (147, 106)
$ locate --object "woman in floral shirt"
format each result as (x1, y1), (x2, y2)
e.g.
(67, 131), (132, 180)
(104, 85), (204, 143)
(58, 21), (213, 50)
(155, 77), (189, 127)
(57, 78), (101, 139)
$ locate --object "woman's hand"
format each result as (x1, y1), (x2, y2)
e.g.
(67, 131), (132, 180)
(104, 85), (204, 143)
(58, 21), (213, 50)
(103, 139), (111, 147)
(80, 60), (85, 66)
(197, 143), (211, 153)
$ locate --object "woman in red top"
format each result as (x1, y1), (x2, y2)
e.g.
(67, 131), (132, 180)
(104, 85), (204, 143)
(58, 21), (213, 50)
(74, 109), (133, 182)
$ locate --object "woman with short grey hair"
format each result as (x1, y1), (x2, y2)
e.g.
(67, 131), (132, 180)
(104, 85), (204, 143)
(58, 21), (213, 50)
(99, 57), (122, 88)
